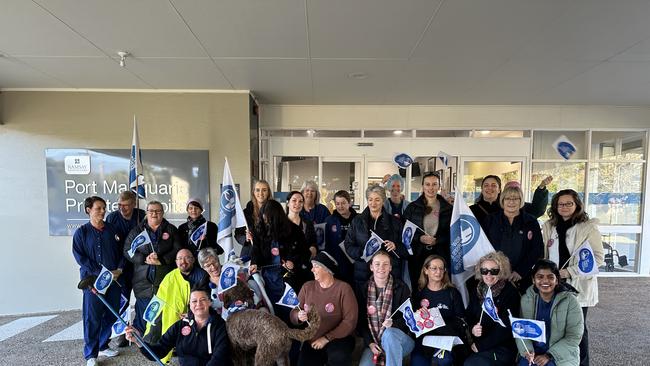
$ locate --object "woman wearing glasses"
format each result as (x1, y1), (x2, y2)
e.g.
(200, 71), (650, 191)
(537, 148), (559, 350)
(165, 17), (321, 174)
(402, 172), (453, 289)
(465, 252), (520, 366)
(542, 190), (603, 366)
(483, 183), (543, 293)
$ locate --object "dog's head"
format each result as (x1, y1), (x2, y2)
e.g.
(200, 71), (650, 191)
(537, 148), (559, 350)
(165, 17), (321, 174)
(222, 279), (255, 309)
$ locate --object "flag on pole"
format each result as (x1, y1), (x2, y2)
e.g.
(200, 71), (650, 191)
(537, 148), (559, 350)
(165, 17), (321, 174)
(189, 222), (208, 247)
(218, 262), (240, 294)
(437, 151), (451, 168)
(396, 298), (445, 337)
(450, 190), (495, 306)
(127, 229), (152, 258)
(143, 295), (166, 326)
(575, 240), (599, 276)
(276, 283), (300, 308)
(110, 307), (133, 338)
(361, 231), (384, 262)
(217, 158), (248, 256)
(129, 117), (146, 199)
(482, 287), (506, 327)
(402, 220), (421, 255)
(94, 265), (114, 295)
(508, 309), (546, 343)
(338, 241), (355, 264)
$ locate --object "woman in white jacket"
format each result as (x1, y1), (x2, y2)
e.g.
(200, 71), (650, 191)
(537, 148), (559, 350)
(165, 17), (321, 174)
(542, 189), (604, 366)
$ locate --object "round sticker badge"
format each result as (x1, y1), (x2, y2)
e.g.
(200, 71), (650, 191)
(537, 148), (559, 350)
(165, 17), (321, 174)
(367, 305), (377, 315)
(417, 321), (424, 329)
(162, 232), (170, 240)
(527, 231), (533, 240)
(419, 308), (430, 320)
(420, 299), (430, 308)
(331, 226), (337, 233)
(325, 303), (335, 313)
(424, 319), (434, 329)
(181, 326), (191, 336)
(271, 247), (280, 256)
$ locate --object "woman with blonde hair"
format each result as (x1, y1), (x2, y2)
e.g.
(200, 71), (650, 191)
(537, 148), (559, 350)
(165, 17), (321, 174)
(464, 252), (520, 366)
(411, 255), (466, 366)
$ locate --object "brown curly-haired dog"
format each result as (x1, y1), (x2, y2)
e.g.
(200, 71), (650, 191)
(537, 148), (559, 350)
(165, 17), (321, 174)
(223, 282), (320, 366)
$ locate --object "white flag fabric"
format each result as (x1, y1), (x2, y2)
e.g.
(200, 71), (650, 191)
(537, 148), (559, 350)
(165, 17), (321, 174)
(129, 117), (146, 199)
(361, 231), (384, 262)
(276, 283), (300, 308)
(482, 287), (506, 327)
(190, 221), (208, 247)
(338, 241), (355, 264)
(575, 240), (599, 276)
(402, 220), (420, 255)
(110, 307), (133, 338)
(127, 229), (152, 258)
(450, 190), (495, 306)
(437, 151), (451, 168)
(143, 295), (166, 326)
(397, 298), (445, 338)
(422, 335), (464, 351)
(217, 158), (248, 256)
(508, 310), (546, 343)
(218, 262), (240, 294)
(94, 265), (113, 295)
(314, 222), (327, 250)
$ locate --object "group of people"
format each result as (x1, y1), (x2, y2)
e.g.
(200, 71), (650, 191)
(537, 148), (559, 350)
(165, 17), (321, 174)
(73, 172), (603, 366)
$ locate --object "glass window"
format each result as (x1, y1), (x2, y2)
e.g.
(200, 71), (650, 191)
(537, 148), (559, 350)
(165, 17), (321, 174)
(462, 161), (523, 204)
(322, 161), (361, 210)
(364, 130), (412, 138)
(591, 131), (646, 160)
(587, 163), (643, 225)
(313, 130), (361, 138)
(600, 233), (639, 273)
(410, 156), (458, 201)
(415, 130), (471, 137)
(531, 162), (586, 220)
(273, 156), (318, 202)
(470, 130), (529, 138)
(533, 131), (587, 160)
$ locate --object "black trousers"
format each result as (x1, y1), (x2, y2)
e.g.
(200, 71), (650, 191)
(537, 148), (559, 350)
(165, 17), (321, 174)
(297, 335), (356, 366)
(580, 307), (589, 366)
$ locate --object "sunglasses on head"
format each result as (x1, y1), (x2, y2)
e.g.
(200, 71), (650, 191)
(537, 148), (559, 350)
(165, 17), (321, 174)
(480, 268), (500, 276)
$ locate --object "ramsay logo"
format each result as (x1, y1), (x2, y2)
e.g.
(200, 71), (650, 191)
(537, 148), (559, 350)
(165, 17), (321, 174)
(64, 155), (90, 175)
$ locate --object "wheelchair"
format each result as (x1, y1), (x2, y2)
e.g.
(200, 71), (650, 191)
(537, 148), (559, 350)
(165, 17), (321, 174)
(602, 241), (628, 272)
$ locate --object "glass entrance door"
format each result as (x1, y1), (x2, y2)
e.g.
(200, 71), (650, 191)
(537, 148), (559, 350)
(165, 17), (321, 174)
(460, 159), (525, 205)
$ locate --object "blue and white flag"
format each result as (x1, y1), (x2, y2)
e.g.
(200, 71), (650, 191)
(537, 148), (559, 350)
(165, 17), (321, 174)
(552, 135), (577, 160)
(396, 298), (444, 338)
(314, 222), (326, 250)
(190, 221), (208, 247)
(110, 307), (133, 338)
(437, 151), (451, 168)
(118, 293), (129, 313)
(127, 229), (152, 258)
(402, 220), (421, 255)
(482, 287), (505, 327)
(276, 283), (300, 308)
(94, 265), (113, 295)
(393, 153), (413, 169)
(217, 158), (248, 256)
(450, 190), (495, 306)
(508, 310), (546, 343)
(575, 240), (599, 276)
(143, 295), (165, 326)
(129, 117), (146, 199)
(361, 231), (384, 262)
(218, 262), (240, 294)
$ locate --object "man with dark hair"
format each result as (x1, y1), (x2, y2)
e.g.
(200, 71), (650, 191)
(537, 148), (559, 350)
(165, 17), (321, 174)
(105, 190), (145, 347)
(72, 196), (124, 366)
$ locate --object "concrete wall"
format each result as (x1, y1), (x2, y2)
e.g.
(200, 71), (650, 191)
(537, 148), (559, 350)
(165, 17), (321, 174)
(0, 91), (251, 315)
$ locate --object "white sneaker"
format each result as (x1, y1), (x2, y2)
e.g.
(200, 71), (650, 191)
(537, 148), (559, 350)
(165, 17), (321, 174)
(86, 358), (97, 366)
(99, 348), (119, 357)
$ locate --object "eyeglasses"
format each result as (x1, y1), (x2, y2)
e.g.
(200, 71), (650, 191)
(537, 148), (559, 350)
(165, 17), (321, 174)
(480, 268), (500, 276)
(558, 202), (575, 208)
(427, 266), (445, 272)
(504, 197), (521, 202)
(147, 209), (163, 214)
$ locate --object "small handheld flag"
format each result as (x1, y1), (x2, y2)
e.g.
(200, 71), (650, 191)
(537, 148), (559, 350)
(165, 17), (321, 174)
(110, 307), (133, 338)
(482, 287), (505, 327)
(218, 262), (240, 294)
(276, 283), (300, 308)
(129, 117), (146, 199)
(190, 222), (208, 247)
(94, 265), (114, 295)
(402, 220), (422, 255)
(553, 135), (577, 160)
(143, 295), (166, 326)
(361, 231), (384, 262)
(437, 151), (451, 168)
(575, 240), (599, 276)
(393, 153), (414, 169)
(395, 298), (445, 337)
(508, 309), (546, 343)
(217, 158), (248, 256)
(314, 222), (326, 250)
(338, 241), (355, 264)
(128, 229), (152, 258)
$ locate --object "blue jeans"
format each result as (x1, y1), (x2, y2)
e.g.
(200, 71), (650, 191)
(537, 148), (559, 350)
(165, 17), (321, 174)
(411, 344), (454, 366)
(360, 328), (415, 366)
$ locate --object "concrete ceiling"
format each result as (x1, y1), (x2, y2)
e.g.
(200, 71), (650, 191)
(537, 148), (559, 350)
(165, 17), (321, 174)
(2, 0), (650, 105)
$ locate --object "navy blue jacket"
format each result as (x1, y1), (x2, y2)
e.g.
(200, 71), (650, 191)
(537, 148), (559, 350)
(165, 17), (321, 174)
(72, 221), (125, 280)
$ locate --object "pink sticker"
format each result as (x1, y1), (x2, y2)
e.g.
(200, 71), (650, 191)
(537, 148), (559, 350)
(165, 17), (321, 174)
(417, 321), (424, 329)
(419, 308), (430, 320)
(527, 231), (533, 240)
(367, 305), (376, 315)
(181, 326), (191, 336)
(420, 299), (430, 309)
(547, 239), (554, 248)
(424, 319), (434, 328)
(331, 226), (337, 232)
(325, 303), (335, 313)
(162, 232), (170, 240)
(271, 247), (280, 256)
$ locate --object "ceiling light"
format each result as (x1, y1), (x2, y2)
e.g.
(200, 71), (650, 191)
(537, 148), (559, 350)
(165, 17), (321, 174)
(479, 130), (490, 135)
(347, 72), (368, 80)
(117, 51), (130, 67)
(393, 130), (403, 135)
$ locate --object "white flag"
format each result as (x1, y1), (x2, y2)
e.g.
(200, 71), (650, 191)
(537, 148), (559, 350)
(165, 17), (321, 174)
(129, 117), (146, 199)
(575, 240), (599, 276)
(190, 222), (208, 247)
(218, 262), (240, 294)
(402, 220), (420, 255)
(94, 265), (113, 295)
(127, 229), (152, 258)
(276, 283), (300, 309)
(450, 190), (495, 306)
(110, 307), (133, 338)
(437, 151), (451, 168)
(397, 298), (445, 338)
(361, 231), (384, 262)
(143, 295), (166, 326)
(217, 158), (248, 256)
(482, 287), (506, 327)
(314, 222), (327, 250)
(508, 309), (546, 343)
